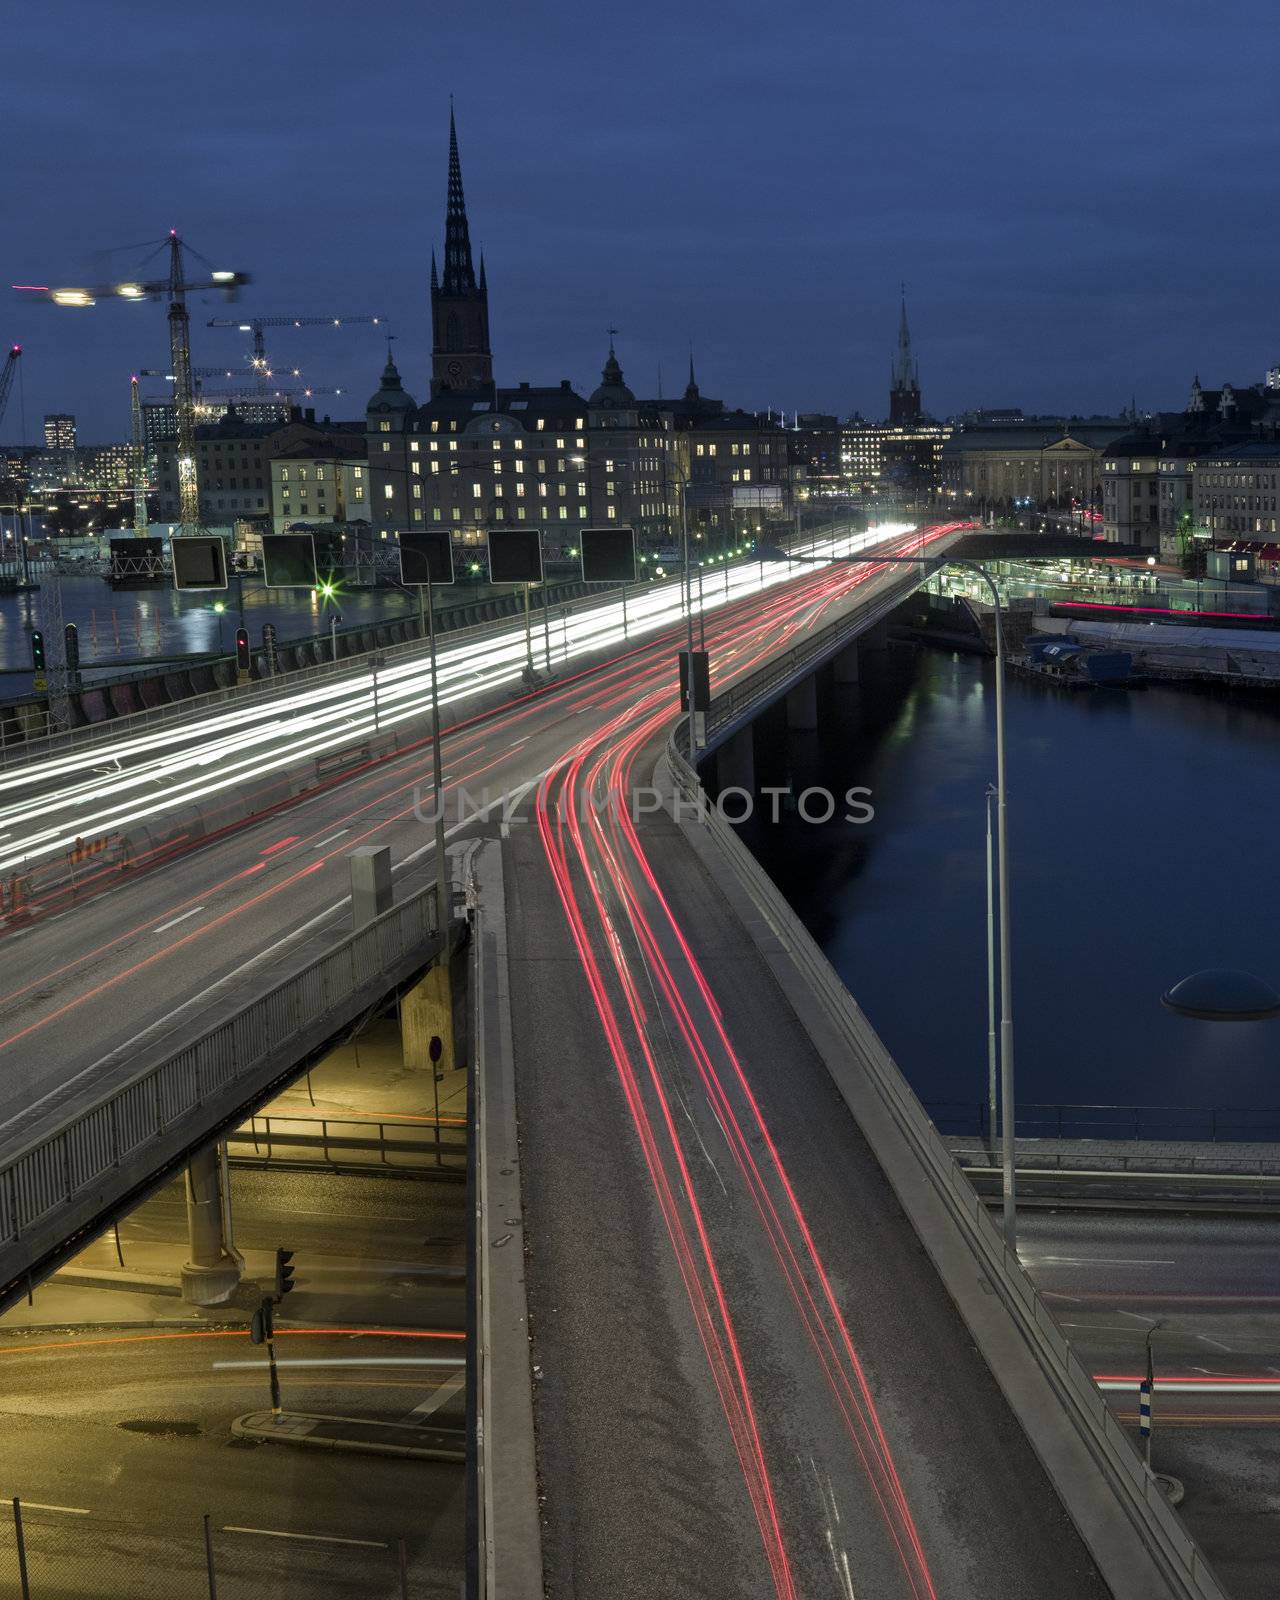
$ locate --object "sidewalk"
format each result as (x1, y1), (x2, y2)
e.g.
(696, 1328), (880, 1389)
(265, 1018), (468, 1125)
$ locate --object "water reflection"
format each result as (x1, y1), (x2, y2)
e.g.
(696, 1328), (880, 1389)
(753, 647), (1280, 1118)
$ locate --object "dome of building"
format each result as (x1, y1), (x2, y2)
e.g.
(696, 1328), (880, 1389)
(589, 337), (635, 408)
(367, 352), (417, 416)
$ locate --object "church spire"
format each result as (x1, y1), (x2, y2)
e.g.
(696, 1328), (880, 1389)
(889, 284), (923, 426)
(893, 283), (914, 389)
(443, 103), (477, 294)
(684, 348), (700, 403)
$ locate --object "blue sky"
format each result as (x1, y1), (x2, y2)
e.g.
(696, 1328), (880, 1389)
(7, 0), (1278, 438)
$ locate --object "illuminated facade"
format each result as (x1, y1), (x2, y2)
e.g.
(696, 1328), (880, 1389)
(43, 413), (75, 450)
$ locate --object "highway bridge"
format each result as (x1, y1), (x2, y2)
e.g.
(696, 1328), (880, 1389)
(0, 523), (1225, 1599)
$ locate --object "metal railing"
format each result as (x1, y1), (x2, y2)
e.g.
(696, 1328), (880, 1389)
(2, 1497), (422, 1599)
(705, 564), (928, 743)
(928, 1098), (1280, 1143)
(0, 571), (642, 767)
(231, 1112), (465, 1173)
(666, 720), (1227, 1600)
(0, 881), (445, 1308)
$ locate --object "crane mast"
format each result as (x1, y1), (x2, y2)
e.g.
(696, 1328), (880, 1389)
(0, 345), (20, 433)
(166, 234), (200, 535)
(130, 374), (147, 532)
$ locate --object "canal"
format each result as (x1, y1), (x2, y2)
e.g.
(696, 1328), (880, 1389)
(748, 644), (1280, 1132)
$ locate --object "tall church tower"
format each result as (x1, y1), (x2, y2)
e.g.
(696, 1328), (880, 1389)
(888, 287), (922, 427)
(430, 107), (494, 399)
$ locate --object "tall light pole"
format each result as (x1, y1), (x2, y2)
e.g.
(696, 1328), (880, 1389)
(758, 539), (1019, 1251)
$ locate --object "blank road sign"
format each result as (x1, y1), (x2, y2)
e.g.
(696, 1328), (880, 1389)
(171, 535), (228, 591)
(581, 525), (636, 583)
(261, 533), (318, 589)
(487, 527), (544, 584)
(399, 529), (455, 587)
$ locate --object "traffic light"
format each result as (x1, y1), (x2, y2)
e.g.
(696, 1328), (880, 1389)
(235, 627), (250, 673)
(29, 630), (44, 672)
(249, 1299), (273, 1344)
(63, 623), (79, 672)
(273, 1247), (295, 1299)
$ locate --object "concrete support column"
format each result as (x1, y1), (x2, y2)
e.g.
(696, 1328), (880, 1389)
(833, 641), (860, 684)
(784, 675), (818, 730)
(861, 620), (890, 652)
(401, 958), (457, 1073)
(715, 724), (755, 797)
(350, 845), (392, 929)
(181, 1143), (242, 1306)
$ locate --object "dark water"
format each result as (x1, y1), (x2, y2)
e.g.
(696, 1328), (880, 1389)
(750, 647), (1280, 1125)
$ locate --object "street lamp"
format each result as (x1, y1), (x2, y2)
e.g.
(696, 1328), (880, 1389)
(758, 539), (1020, 1251)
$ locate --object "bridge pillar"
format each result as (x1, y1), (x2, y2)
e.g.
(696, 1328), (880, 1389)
(180, 1143), (243, 1306)
(833, 641), (860, 684)
(349, 845), (393, 928)
(401, 956), (457, 1073)
(861, 620), (890, 652)
(784, 675), (818, 730)
(715, 725), (755, 796)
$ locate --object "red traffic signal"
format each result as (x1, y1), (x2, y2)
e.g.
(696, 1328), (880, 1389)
(235, 627), (250, 672)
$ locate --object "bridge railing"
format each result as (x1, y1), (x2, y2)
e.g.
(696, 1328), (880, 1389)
(705, 556), (942, 742)
(0, 880), (445, 1310)
(667, 719), (1227, 1600)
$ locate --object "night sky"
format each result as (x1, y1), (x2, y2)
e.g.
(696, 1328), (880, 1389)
(8, 0), (1278, 441)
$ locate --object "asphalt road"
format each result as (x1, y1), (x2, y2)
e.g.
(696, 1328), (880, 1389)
(1018, 1210), (1280, 1600)
(0, 529), (951, 1152)
(505, 561), (1107, 1599)
(0, 1161), (467, 1599)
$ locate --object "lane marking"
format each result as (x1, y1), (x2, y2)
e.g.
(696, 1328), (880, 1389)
(6, 1500), (89, 1516)
(409, 1370), (465, 1419)
(213, 1357), (465, 1370)
(313, 829), (349, 849)
(1197, 1335), (1233, 1353)
(152, 906), (204, 934)
(1039, 1256), (1175, 1267)
(222, 1526), (387, 1549)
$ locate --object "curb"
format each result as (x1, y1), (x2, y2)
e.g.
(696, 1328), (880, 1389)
(232, 1410), (464, 1462)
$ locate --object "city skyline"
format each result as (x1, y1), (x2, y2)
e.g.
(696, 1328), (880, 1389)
(8, 0), (1279, 438)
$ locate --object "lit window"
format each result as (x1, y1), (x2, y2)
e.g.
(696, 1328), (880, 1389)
(381, 441), (391, 453)
(379, 421), (391, 433)
(514, 438), (523, 451)
(413, 484), (422, 499)
(413, 508), (423, 521)
(558, 483), (566, 497)
(558, 506), (568, 520)
(410, 442), (419, 454)
(431, 460), (440, 474)
(449, 441), (458, 452)
(708, 444), (717, 457)
(514, 460), (524, 474)
(536, 418), (545, 430)
(472, 482), (482, 499)
(353, 466), (363, 479)
(578, 505), (587, 519)
(411, 461), (421, 475)
(575, 418), (584, 430)
(731, 443), (739, 456)
(432, 420), (440, 433)
(555, 437), (565, 449)
(606, 481), (615, 495)
(517, 506), (526, 520)
(516, 482), (525, 497)
(578, 482), (587, 497)
(742, 469), (751, 482)
(742, 442), (751, 456)
(452, 506), (461, 522)
(607, 504), (617, 519)
(576, 437), (585, 449)
(432, 507), (442, 520)
(429, 441), (438, 452)
(696, 444), (705, 457)
(383, 484), (394, 500)
(538, 482), (547, 497)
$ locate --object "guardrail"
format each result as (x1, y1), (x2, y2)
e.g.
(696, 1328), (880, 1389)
(666, 720), (1226, 1600)
(930, 1097), (1280, 1142)
(702, 536), (963, 746)
(0, 573), (639, 768)
(0, 880), (447, 1311)
(230, 1113), (465, 1173)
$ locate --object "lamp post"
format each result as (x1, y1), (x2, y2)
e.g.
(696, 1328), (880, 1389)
(758, 539), (1019, 1251)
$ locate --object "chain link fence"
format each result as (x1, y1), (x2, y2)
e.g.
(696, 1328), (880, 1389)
(0, 1500), (434, 1598)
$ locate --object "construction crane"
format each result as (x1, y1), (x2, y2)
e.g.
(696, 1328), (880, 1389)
(205, 314), (382, 390)
(129, 375), (147, 532)
(0, 345), (20, 433)
(15, 234), (250, 534)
